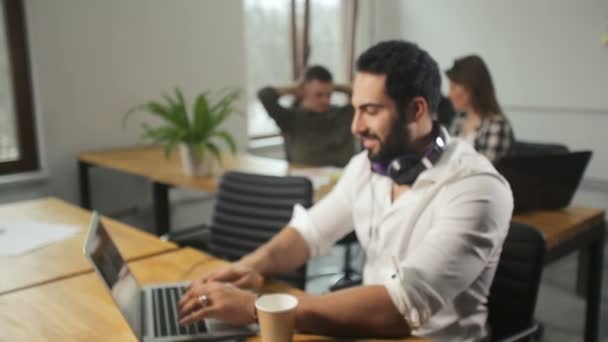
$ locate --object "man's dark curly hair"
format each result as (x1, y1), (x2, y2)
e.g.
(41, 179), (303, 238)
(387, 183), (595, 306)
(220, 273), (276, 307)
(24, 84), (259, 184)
(356, 40), (441, 117)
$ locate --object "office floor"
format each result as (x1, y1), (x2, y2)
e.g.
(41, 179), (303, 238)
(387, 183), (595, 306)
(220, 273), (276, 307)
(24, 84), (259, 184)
(117, 183), (608, 341)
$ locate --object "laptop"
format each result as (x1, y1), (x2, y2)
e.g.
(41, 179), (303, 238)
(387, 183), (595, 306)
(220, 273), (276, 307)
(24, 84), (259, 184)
(495, 151), (592, 213)
(83, 212), (257, 341)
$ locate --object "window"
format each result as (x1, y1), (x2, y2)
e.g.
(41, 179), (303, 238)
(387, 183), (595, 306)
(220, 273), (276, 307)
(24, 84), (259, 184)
(244, 0), (351, 138)
(307, 0), (344, 81)
(244, 0), (292, 137)
(0, 0), (38, 175)
(307, 0), (350, 106)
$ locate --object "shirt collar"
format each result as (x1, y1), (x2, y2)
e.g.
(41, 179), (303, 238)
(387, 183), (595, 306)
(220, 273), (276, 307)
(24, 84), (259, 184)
(414, 138), (497, 186)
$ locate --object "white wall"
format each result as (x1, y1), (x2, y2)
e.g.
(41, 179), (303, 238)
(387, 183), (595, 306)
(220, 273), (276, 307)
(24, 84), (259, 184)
(369, 0), (608, 182)
(0, 0), (246, 212)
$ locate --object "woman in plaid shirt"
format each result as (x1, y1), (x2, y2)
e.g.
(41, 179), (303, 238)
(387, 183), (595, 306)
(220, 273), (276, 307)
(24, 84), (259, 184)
(446, 55), (514, 163)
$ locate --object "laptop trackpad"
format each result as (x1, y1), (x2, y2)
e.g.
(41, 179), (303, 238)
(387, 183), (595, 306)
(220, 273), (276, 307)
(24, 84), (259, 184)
(206, 318), (258, 334)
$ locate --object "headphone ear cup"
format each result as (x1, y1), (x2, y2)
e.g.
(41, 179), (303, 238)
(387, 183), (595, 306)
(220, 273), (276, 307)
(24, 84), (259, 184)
(387, 121), (447, 185)
(388, 155), (421, 185)
(388, 160), (400, 181)
(391, 162), (425, 185)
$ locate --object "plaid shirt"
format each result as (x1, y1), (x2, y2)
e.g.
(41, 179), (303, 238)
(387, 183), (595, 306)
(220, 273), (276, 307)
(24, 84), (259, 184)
(449, 112), (514, 163)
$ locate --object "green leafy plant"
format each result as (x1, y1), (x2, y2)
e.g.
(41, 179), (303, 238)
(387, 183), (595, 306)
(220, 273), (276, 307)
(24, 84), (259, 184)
(122, 88), (240, 164)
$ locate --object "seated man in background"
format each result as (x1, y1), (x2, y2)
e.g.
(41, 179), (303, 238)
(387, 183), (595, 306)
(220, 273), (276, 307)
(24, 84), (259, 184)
(179, 40), (513, 341)
(257, 65), (355, 167)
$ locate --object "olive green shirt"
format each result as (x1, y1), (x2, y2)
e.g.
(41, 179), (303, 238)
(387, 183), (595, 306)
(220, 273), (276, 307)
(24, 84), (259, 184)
(258, 87), (355, 167)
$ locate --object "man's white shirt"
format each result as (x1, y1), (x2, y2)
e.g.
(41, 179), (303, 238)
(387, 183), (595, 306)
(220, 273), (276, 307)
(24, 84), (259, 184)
(289, 139), (513, 341)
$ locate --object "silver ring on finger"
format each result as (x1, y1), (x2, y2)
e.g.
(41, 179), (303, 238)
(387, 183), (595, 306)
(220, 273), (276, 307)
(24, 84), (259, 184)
(198, 294), (210, 308)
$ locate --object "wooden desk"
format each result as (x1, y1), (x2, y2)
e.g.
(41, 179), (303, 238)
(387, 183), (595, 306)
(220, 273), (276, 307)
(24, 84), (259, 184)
(79, 146), (290, 191)
(0, 197), (177, 295)
(0, 248), (425, 341)
(79, 146), (327, 235)
(513, 207), (606, 342)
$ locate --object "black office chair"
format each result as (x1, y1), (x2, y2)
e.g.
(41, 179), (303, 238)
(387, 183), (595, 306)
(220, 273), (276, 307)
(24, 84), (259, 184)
(509, 140), (568, 157)
(437, 96), (457, 128)
(303, 231), (364, 292)
(488, 221), (546, 342)
(282, 140), (362, 289)
(327, 232), (363, 291)
(164, 171), (313, 289)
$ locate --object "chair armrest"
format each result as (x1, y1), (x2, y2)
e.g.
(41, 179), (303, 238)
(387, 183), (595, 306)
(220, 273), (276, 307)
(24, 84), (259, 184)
(329, 276), (362, 292)
(336, 231), (358, 245)
(496, 323), (540, 342)
(160, 224), (210, 250)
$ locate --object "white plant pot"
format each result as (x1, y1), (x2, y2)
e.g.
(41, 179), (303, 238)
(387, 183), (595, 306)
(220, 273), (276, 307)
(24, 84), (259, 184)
(179, 143), (214, 176)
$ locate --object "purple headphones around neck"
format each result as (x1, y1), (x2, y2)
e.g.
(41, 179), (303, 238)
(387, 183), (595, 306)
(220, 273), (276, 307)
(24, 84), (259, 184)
(371, 122), (447, 185)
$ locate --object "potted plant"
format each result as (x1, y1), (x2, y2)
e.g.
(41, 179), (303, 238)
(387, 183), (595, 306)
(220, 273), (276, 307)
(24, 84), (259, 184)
(123, 88), (239, 176)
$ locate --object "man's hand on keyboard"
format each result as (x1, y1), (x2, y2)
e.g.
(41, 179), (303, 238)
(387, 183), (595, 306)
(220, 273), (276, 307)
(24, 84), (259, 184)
(189, 263), (264, 291)
(178, 281), (257, 326)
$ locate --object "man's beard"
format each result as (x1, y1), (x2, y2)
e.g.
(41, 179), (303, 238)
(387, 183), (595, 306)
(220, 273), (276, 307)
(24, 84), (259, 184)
(363, 118), (412, 164)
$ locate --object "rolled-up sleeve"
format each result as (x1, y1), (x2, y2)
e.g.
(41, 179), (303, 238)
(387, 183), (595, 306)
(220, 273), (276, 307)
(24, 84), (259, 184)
(289, 156), (362, 257)
(383, 174), (513, 327)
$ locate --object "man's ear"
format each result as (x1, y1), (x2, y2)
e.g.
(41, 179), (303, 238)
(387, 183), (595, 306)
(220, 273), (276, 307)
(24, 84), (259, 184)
(410, 97), (428, 122)
(402, 97), (427, 123)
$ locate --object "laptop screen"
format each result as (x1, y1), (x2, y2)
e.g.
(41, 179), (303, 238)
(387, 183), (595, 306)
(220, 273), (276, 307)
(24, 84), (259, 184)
(496, 151), (591, 212)
(84, 213), (142, 338)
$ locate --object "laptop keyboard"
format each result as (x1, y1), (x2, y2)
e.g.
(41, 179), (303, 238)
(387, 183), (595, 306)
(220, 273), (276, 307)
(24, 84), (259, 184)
(151, 286), (208, 337)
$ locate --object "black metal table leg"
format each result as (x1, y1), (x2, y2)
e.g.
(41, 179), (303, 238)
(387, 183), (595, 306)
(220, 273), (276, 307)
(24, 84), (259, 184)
(79, 161), (92, 209)
(152, 182), (170, 236)
(344, 242), (353, 279)
(577, 249), (590, 296)
(584, 222), (605, 342)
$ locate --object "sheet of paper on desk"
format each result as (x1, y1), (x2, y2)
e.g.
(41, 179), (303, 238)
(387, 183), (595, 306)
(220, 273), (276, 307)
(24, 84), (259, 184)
(289, 166), (343, 189)
(0, 220), (79, 257)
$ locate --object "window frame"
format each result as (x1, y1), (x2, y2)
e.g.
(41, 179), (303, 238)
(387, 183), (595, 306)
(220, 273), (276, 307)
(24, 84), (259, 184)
(246, 0), (358, 140)
(0, 0), (39, 175)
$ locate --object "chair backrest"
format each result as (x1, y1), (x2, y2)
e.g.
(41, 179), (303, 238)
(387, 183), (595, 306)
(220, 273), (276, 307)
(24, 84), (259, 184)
(209, 171), (313, 289)
(437, 96), (456, 128)
(488, 222), (546, 341)
(510, 140), (568, 157)
(283, 137), (292, 162)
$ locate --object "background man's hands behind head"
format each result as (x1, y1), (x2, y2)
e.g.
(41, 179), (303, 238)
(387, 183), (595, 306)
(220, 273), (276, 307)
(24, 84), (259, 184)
(293, 81), (306, 101)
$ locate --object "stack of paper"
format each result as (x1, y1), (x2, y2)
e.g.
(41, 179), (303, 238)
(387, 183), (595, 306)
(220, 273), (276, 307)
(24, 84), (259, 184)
(289, 166), (343, 189)
(0, 220), (79, 257)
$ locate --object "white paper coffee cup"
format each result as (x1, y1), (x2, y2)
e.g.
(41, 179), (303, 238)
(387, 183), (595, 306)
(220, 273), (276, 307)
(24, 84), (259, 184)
(255, 293), (298, 342)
